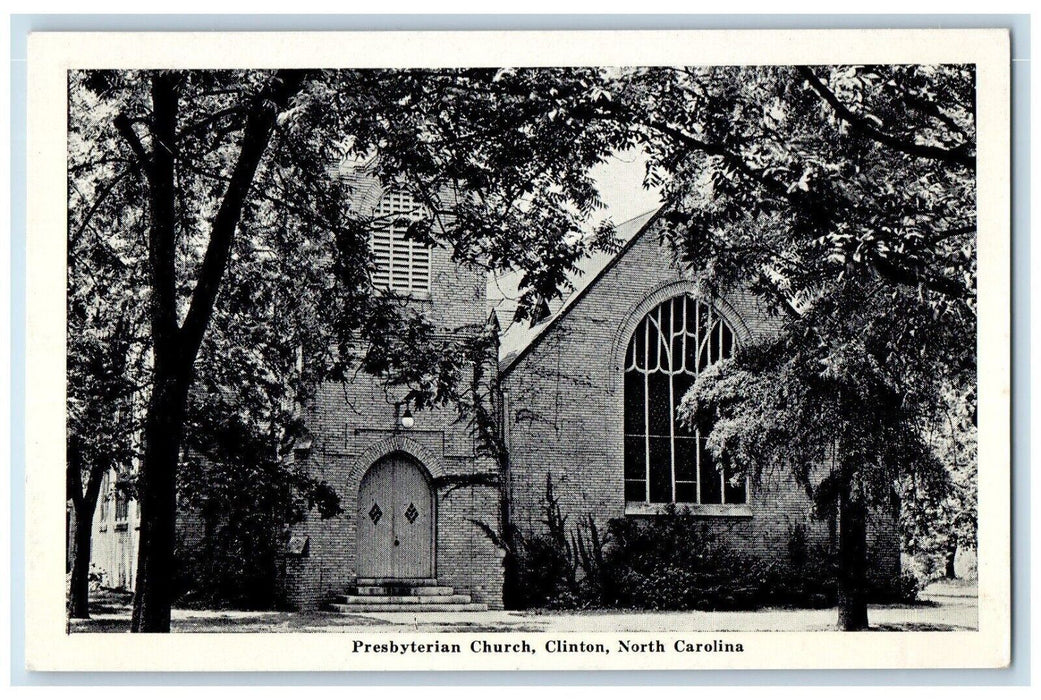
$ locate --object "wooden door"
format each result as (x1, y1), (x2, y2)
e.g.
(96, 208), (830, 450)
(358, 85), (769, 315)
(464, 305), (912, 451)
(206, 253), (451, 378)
(356, 455), (434, 579)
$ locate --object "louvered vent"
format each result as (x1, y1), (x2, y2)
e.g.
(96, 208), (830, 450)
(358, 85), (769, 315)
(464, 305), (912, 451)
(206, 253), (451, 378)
(371, 192), (432, 294)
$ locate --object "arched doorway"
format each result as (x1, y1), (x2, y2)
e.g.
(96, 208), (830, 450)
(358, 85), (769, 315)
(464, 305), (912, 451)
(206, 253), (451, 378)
(356, 453), (435, 579)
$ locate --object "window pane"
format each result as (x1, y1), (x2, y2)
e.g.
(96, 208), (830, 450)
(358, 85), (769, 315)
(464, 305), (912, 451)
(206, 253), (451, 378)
(721, 323), (735, 359)
(646, 372), (671, 436)
(698, 336), (713, 372)
(672, 373), (695, 435)
(675, 481), (697, 503)
(623, 371), (644, 435)
(648, 437), (672, 503)
(674, 435), (697, 482)
(657, 316), (670, 370)
(625, 479), (647, 503)
(724, 467), (747, 504)
(685, 331), (698, 374)
(698, 437), (722, 504)
(671, 295), (684, 333)
(633, 319), (647, 371)
(671, 329), (684, 374)
(624, 435), (646, 483)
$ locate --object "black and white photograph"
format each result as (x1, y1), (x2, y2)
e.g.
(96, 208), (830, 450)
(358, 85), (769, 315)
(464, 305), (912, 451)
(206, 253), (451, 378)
(24, 28), (1011, 671)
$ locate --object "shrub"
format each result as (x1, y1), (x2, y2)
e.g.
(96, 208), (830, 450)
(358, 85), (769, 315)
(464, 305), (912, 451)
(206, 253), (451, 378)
(865, 571), (920, 605)
(754, 552), (838, 609)
(596, 507), (763, 610)
(510, 475), (582, 609)
(173, 449), (342, 610)
(511, 479), (921, 611)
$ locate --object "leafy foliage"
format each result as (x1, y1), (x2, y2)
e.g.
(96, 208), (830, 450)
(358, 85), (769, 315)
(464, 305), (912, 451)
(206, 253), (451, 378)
(508, 474), (579, 609)
(681, 279), (963, 513)
(69, 68), (646, 625)
(603, 65), (975, 321)
(66, 79), (154, 616)
(172, 390), (341, 609)
(622, 65), (979, 628)
(510, 488), (918, 612)
(68, 73), (151, 491)
(900, 382), (978, 582)
(70, 65), (646, 421)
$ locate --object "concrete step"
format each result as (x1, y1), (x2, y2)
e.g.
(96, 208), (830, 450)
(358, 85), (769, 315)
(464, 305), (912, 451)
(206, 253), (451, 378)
(329, 602), (489, 613)
(353, 585), (455, 596)
(335, 594), (472, 605)
(356, 577), (438, 586)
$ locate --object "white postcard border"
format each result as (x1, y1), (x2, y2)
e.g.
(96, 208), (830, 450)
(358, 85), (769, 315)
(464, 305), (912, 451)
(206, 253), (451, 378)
(25, 28), (1011, 672)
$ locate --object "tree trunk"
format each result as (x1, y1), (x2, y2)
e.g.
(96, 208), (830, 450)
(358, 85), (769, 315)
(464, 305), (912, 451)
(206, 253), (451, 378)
(131, 369), (190, 633)
(125, 69), (308, 632)
(836, 481), (870, 631)
(67, 439), (105, 620)
(67, 502), (95, 619)
(944, 536), (959, 579)
(129, 71), (184, 634)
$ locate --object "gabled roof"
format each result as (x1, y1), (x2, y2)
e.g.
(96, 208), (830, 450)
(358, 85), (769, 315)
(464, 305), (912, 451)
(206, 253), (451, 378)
(490, 208), (662, 376)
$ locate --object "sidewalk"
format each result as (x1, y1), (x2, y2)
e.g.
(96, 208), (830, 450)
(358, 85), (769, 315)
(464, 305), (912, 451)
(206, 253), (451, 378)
(69, 582), (978, 633)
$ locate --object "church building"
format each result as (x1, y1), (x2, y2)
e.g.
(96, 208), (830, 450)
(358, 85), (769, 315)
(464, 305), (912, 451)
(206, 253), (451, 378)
(86, 182), (900, 612)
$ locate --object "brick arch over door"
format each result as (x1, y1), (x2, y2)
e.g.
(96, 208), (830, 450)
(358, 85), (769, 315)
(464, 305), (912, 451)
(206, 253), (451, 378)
(609, 280), (752, 374)
(346, 435), (448, 500)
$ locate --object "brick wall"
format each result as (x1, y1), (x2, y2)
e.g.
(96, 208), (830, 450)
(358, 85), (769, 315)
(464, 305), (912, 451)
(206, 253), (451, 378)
(281, 176), (504, 610)
(281, 374), (505, 610)
(501, 221), (899, 579)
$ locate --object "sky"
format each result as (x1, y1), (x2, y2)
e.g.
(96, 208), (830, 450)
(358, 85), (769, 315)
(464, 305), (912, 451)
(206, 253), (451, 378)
(488, 147), (665, 313)
(588, 147), (664, 228)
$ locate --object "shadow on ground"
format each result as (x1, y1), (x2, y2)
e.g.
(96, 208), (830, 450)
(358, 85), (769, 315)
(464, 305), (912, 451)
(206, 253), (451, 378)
(69, 580), (977, 634)
(871, 622), (967, 631)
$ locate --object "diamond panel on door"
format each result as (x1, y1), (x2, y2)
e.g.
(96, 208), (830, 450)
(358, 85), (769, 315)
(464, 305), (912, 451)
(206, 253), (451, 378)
(356, 459), (395, 578)
(393, 459), (433, 578)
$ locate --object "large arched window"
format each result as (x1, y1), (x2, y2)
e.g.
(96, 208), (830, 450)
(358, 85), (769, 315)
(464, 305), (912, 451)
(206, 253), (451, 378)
(623, 294), (747, 505)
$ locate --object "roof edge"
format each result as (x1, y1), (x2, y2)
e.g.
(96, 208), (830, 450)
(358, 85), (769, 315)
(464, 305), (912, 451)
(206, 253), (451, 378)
(499, 207), (665, 379)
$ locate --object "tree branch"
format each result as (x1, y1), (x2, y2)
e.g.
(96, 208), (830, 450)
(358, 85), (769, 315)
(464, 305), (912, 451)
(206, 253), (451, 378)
(145, 72), (182, 362)
(178, 70), (310, 368)
(797, 66), (976, 171)
(69, 155), (132, 176)
(114, 112), (149, 173)
(594, 103), (793, 202)
(69, 168), (132, 247)
(888, 77), (973, 142)
(175, 105), (246, 142)
(868, 251), (972, 305)
(927, 224), (976, 244)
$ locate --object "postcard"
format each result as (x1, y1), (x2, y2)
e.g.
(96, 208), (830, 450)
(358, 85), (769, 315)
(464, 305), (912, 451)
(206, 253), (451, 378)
(26, 27), (1010, 671)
